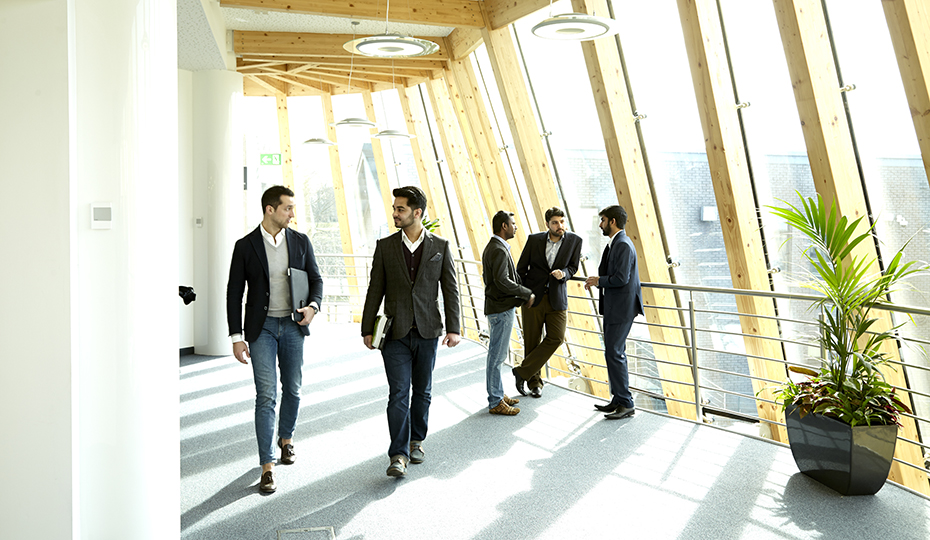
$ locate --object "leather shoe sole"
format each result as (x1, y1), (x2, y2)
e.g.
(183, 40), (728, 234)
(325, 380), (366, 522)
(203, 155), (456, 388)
(604, 406), (635, 420)
(512, 368), (528, 397)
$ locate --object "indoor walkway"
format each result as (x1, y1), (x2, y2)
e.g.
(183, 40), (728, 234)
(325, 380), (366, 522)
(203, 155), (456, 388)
(181, 322), (930, 540)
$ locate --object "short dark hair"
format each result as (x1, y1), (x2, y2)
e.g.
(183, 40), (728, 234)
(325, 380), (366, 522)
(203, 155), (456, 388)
(599, 205), (628, 229)
(544, 207), (565, 223)
(492, 211), (514, 234)
(393, 185), (428, 217)
(262, 186), (294, 214)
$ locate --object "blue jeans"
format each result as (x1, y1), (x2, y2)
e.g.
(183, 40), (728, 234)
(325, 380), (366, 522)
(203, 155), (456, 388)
(381, 329), (438, 459)
(486, 309), (516, 408)
(249, 316), (305, 465)
(604, 319), (635, 408)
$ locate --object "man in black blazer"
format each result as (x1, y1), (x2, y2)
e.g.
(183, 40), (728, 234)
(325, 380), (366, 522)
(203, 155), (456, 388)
(482, 211), (533, 416)
(512, 207), (583, 398)
(226, 186), (323, 493)
(585, 205), (644, 420)
(361, 186), (461, 478)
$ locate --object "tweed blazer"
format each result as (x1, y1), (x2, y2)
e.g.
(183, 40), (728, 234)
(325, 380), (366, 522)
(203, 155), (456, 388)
(597, 230), (644, 324)
(515, 231), (582, 311)
(482, 236), (532, 315)
(361, 229), (461, 340)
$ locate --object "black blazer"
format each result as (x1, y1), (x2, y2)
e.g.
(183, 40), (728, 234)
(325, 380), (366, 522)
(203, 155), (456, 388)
(226, 226), (323, 343)
(515, 231), (582, 311)
(482, 236), (532, 315)
(597, 230), (644, 324)
(361, 230), (461, 340)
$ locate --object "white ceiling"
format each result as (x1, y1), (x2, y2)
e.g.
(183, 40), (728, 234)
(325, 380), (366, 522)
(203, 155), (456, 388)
(178, 0), (455, 72)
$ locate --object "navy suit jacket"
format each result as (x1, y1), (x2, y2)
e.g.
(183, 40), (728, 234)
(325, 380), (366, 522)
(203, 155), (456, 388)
(361, 230), (461, 340)
(597, 230), (644, 324)
(515, 231), (582, 311)
(226, 226), (323, 343)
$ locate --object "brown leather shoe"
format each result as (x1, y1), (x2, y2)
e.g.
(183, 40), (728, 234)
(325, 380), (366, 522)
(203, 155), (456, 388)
(489, 400), (520, 415)
(409, 442), (425, 464)
(277, 438), (296, 465)
(387, 455), (408, 477)
(259, 470), (276, 493)
(502, 394), (520, 406)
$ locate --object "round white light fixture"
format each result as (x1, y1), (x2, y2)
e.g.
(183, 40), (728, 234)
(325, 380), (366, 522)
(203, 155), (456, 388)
(303, 137), (336, 146)
(373, 129), (415, 140)
(531, 13), (619, 41)
(329, 117), (377, 128)
(343, 34), (439, 58)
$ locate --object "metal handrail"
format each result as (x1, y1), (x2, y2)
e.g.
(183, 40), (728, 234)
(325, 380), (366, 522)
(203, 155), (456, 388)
(314, 254), (930, 478)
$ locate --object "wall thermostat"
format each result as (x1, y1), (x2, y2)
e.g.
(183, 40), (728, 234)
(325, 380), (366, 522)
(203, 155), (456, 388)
(91, 202), (112, 230)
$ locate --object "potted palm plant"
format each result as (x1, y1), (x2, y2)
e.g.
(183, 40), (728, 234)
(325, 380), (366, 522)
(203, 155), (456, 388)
(769, 193), (925, 495)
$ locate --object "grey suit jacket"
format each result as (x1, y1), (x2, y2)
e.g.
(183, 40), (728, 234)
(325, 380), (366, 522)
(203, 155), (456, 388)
(482, 236), (532, 315)
(597, 230), (644, 324)
(361, 230), (461, 340)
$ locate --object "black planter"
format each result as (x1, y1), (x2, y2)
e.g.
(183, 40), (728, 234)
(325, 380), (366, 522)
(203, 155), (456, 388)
(785, 404), (898, 495)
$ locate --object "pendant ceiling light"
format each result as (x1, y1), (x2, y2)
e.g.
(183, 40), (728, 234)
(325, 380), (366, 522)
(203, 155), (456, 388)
(306, 76), (338, 145)
(343, 0), (438, 58)
(531, 2), (619, 41)
(374, 60), (415, 140)
(333, 22), (378, 129)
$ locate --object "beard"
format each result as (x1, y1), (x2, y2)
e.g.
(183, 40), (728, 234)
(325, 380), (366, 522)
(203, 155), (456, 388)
(395, 213), (416, 229)
(600, 224), (610, 237)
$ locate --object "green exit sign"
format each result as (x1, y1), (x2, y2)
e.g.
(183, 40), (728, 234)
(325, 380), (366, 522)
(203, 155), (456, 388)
(260, 153), (281, 165)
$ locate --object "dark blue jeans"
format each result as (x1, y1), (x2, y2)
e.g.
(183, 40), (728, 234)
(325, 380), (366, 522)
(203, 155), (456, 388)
(249, 316), (305, 465)
(381, 329), (438, 459)
(604, 318), (635, 408)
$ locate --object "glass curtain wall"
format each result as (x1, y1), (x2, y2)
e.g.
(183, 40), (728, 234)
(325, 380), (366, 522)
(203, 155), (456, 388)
(610, 0), (759, 416)
(717, 1), (820, 372)
(825, 0), (930, 441)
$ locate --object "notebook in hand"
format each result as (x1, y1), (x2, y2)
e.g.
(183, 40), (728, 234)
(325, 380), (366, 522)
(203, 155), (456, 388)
(371, 314), (393, 350)
(287, 267), (310, 323)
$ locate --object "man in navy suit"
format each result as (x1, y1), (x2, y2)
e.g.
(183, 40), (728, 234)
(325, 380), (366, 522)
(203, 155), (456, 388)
(513, 207), (582, 398)
(361, 186), (461, 478)
(585, 205), (643, 420)
(227, 186), (323, 493)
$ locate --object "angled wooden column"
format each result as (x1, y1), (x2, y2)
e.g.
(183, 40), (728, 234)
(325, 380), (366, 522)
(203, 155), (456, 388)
(446, 53), (528, 249)
(275, 93), (306, 230)
(322, 93), (361, 320)
(676, 0), (788, 437)
(774, 0), (928, 494)
(571, 0), (696, 420)
(363, 91), (394, 226)
(425, 76), (489, 260)
(883, 0), (930, 190)
(426, 75), (489, 341)
(398, 85), (453, 239)
(480, 6), (559, 230)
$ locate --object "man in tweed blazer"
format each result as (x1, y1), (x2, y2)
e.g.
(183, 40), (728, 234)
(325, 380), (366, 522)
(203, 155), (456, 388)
(361, 186), (461, 477)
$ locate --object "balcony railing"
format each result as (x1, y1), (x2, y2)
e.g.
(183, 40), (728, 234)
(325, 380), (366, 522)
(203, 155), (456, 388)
(314, 253), (930, 486)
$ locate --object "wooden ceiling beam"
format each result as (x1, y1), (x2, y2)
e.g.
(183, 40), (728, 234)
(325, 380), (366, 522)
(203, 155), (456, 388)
(239, 55), (446, 71)
(220, 0), (483, 28)
(234, 31), (448, 60)
(483, 0), (550, 30)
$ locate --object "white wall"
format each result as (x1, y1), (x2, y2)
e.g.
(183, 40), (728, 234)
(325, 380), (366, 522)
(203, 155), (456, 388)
(0, 1), (73, 537)
(180, 70), (195, 350)
(1, 0), (180, 538)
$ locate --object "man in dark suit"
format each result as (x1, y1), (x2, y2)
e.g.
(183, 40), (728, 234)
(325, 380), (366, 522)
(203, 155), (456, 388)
(482, 211), (534, 416)
(226, 185), (323, 493)
(585, 205), (643, 420)
(361, 186), (461, 478)
(512, 207), (583, 398)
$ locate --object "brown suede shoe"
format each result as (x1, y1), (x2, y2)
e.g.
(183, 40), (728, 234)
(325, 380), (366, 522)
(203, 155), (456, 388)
(489, 400), (520, 415)
(502, 394), (520, 406)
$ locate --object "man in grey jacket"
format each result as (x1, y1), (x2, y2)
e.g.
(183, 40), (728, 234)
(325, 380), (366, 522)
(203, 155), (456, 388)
(361, 186), (461, 477)
(482, 211), (534, 416)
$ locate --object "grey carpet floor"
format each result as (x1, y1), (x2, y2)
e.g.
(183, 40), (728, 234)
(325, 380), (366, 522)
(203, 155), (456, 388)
(181, 322), (930, 540)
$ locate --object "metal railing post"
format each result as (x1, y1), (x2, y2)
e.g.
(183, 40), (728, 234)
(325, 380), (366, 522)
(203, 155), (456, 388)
(689, 298), (703, 421)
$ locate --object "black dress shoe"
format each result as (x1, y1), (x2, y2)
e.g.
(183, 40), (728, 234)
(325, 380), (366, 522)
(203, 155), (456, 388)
(594, 399), (622, 413)
(512, 368), (528, 397)
(530, 387), (542, 398)
(259, 470), (276, 493)
(277, 438), (296, 465)
(604, 406), (635, 420)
